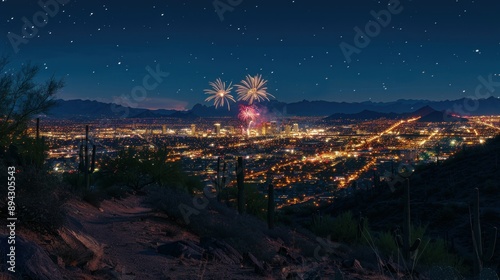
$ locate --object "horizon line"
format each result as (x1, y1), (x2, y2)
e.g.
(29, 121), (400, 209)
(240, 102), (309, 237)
(56, 96), (500, 112)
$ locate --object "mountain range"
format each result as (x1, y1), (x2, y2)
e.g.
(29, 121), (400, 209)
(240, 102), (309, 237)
(324, 105), (468, 122)
(44, 97), (500, 119)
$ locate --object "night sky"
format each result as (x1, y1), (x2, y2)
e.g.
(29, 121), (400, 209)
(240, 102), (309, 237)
(1, 0), (500, 110)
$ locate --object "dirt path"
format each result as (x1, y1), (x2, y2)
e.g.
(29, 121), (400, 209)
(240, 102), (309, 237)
(66, 196), (256, 280)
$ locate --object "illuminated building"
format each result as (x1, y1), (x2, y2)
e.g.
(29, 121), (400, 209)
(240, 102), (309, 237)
(214, 123), (221, 136)
(191, 124), (196, 135)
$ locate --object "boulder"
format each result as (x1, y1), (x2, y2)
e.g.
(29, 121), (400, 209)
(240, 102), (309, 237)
(57, 227), (104, 271)
(0, 235), (64, 280)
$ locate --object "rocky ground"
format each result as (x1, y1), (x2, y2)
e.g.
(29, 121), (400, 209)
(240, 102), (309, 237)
(0, 194), (407, 280)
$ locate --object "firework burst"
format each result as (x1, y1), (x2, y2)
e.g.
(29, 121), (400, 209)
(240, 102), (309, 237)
(204, 78), (236, 110)
(236, 74), (275, 104)
(238, 104), (259, 122)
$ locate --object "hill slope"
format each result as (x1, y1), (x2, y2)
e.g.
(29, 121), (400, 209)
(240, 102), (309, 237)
(326, 136), (500, 272)
(1, 189), (392, 279)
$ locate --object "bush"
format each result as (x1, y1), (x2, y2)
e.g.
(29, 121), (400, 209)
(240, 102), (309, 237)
(63, 171), (110, 208)
(375, 225), (425, 260)
(311, 211), (362, 244)
(417, 238), (462, 267)
(0, 165), (67, 234)
(374, 225), (461, 269)
(146, 186), (283, 261)
(245, 185), (267, 220)
(375, 230), (398, 258)
(311, 215), (336, 237)
(333, 211), (362, 243)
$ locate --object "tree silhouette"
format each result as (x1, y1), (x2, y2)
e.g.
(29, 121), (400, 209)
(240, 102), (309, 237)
(0, 57), (64, 149)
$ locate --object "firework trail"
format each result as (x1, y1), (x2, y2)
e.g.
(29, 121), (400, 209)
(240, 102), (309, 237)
(236, 74), (275, 104)
(204, 78), (236, 110)
(247, 120), (254, 136)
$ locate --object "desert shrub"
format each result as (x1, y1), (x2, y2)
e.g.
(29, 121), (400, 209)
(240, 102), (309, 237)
(97, 147), (201, 193)
(63, 171), (123, 207)
(62, 171), (84, 192)
(0, 165), (67, 234)
(311, 211), (362, 244)
(417, 238), (462, 267)
(243, 184), (267, 220)
(375, 230), (398, 258)
(225, 184), (267, 220)
(97, 148), (155, 191)
(146, 186), (280, 261)
(145, 186), (194, 222)
(64, 148), (194, 206)
(180, 174), (204, 195)
(332, 211), (358, 243)
(375, 225), (461, 268)
(311, 214), (336, 237)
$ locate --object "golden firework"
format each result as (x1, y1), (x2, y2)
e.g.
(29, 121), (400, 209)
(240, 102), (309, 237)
(236, 74), (274, 104)
(204, 78), (236, 110)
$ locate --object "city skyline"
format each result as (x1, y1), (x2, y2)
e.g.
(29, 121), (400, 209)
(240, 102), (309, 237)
(1, 0), (500, 110)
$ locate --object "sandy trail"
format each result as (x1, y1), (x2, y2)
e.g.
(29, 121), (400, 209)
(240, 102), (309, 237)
(67, 195), (253, 280)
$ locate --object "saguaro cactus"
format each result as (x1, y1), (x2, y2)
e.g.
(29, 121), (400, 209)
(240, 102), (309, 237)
(236, 156), (245, 214)
(79, 125), (96, 189)
(216, 156), (221, 191)
(213, 156), (227, 202)
(221, 161), (227, 200)
(33, 118), (45, 169)
(471, 188), (497, 276)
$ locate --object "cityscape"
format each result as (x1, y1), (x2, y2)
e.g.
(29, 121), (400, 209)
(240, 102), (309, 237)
(2, 0), (500, 279)
(39, 111), (500, 209)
